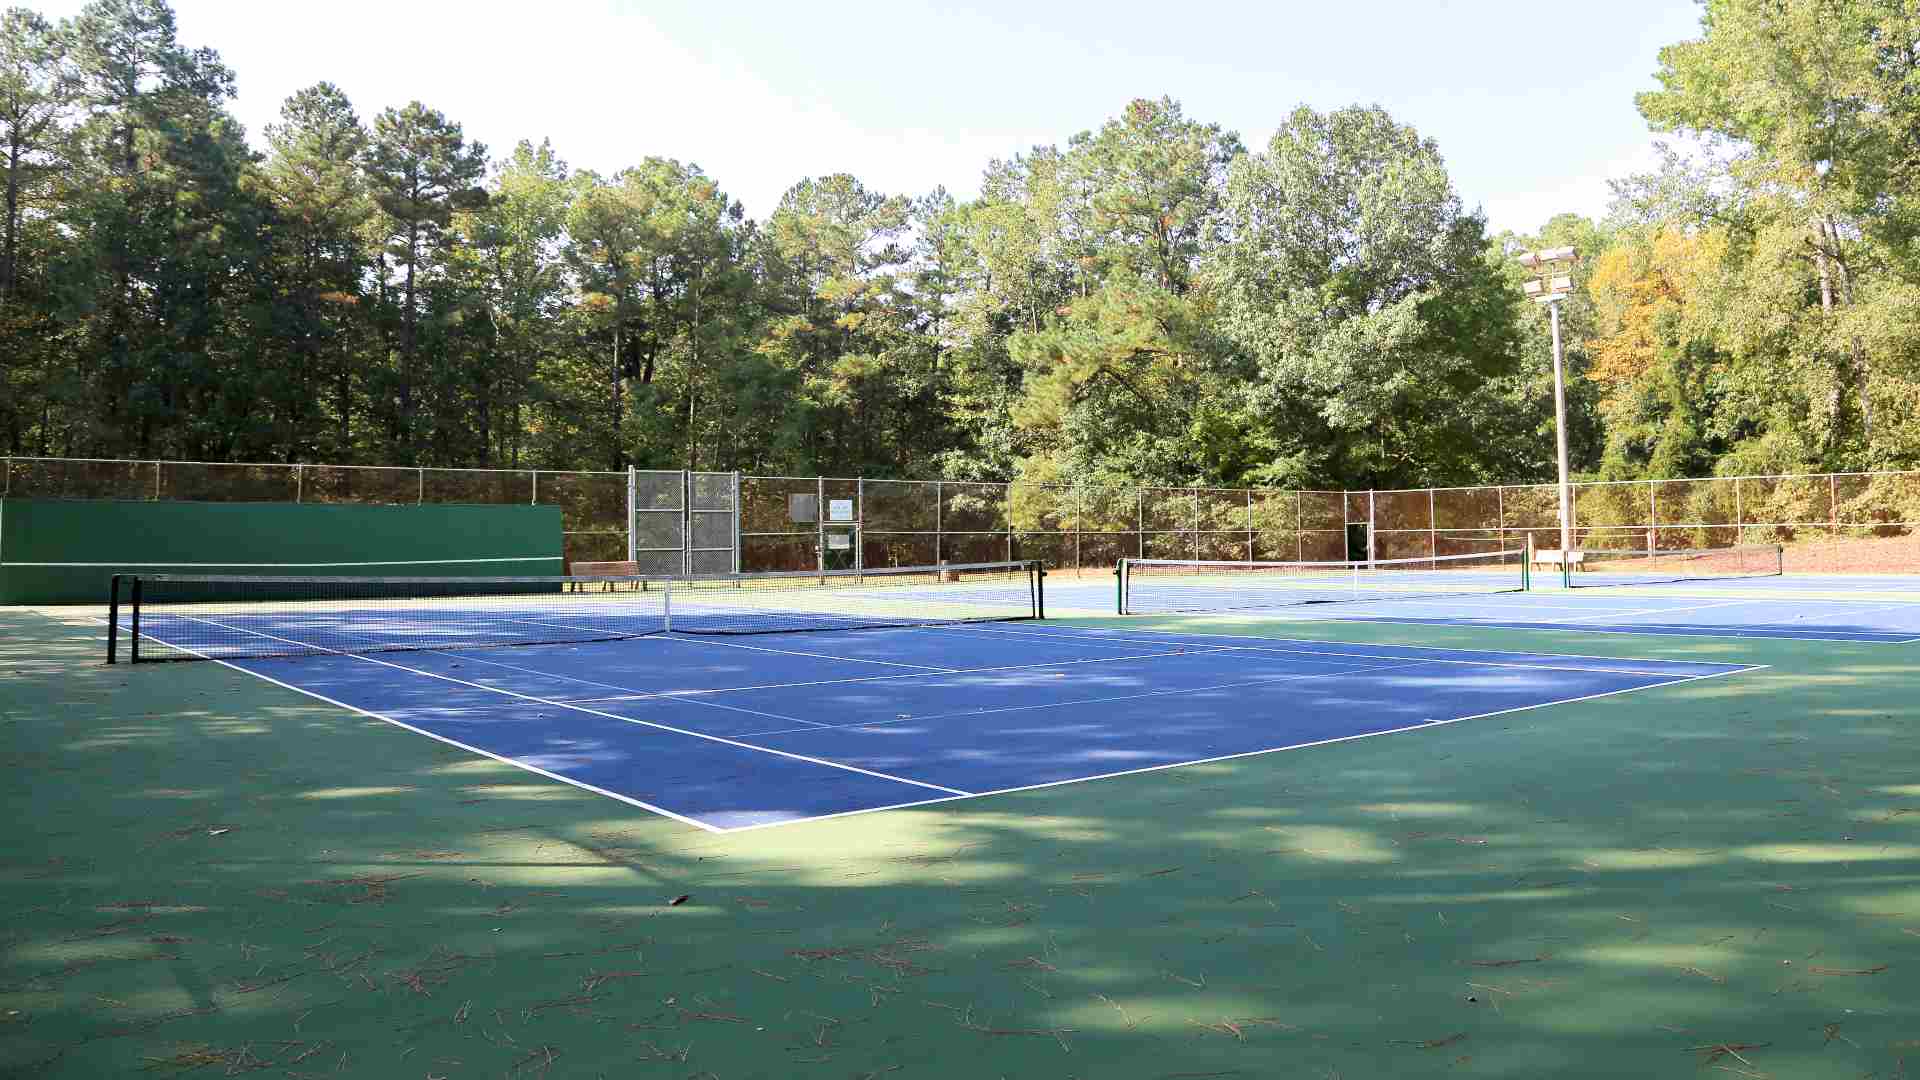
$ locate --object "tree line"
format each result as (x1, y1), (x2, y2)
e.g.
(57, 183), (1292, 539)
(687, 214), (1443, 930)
(2, 0), (1914, 493)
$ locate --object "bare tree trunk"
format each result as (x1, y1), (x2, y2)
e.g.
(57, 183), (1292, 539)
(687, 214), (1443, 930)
(1821, 218), (1873, 446)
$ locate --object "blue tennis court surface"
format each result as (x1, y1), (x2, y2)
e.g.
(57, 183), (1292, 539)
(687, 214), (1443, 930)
(1047, 575), (1920, 642)
(196, 622), (1754, 831)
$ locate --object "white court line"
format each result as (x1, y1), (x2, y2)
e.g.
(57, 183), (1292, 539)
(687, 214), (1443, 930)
(154, 612), (975, 798)
(427, 649), (829, 728)
(95, 617), (724, 833)
(498, 615), (955, 672)
(1787, 600), (1920, 623)
(102, 611), (1774, 834)
(1557, 596), (1765, 624)
(938, 622), (1740, 678)
(735, 660), (1429, 737)
(716, 662), (1767, 834)
(665, 633), (958, 672)
(1325, 615), (1916, 644)
(1048, 604), (1920, 644)
(421, 637), (1238, 703)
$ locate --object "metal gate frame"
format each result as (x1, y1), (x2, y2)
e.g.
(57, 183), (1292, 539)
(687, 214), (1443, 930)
(628, 468), (740, 575)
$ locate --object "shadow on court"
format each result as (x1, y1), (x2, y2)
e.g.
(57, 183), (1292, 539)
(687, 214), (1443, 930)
(0, 608), (1915, 1078)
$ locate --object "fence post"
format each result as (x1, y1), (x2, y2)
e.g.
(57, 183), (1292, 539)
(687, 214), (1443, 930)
(1006, 482), (1014, 564)
(934, 480), (943, 565)
(817, 476), (827, 575)
(1137, 489), (1145, 560)
(732, 471), (741, 574)
(856, 477), (865, 574)
(1296, 490), (1303, 562)
(1191, 487), (1200, 561)
(1830, 472), (1840, 573)
(152, 460), (161, 500)
(1647, 481), (1656, 555)
(681, 470), (692, 576)
(1246, 488), (1254, 562)
(1734, 477), (1743, 545)
(1427, 487), (1437, 559)
(626, 468), (638, 564)
(1497, 486), (1505, 552)
(1367, 489), (1376, 566)
(1073, 487), (1081, 572)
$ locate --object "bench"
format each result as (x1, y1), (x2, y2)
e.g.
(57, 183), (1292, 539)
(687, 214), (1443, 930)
(1532, 549), (1586, 573)
(567, 560), (641, 591)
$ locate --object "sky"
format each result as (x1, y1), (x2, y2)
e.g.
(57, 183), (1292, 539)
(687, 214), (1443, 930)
(35, 0), (1707, 235)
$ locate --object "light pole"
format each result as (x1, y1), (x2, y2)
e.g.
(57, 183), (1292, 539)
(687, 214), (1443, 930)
(1515, 246), (1579, 558)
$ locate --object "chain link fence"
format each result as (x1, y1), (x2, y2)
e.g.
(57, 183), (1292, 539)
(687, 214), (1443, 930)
(6, 456), (1916, 575)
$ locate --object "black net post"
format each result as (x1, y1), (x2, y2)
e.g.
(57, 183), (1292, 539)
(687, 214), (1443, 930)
(107, 574), (121, 664)
(129, 576), (142, 664)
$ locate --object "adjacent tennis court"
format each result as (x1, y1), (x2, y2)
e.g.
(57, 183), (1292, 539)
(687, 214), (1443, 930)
(1027, 546), (1920, 642)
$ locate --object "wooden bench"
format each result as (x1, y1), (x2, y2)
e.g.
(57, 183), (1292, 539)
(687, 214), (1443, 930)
(1532, 549), (1586, 573)
(567, 560), (641, 591)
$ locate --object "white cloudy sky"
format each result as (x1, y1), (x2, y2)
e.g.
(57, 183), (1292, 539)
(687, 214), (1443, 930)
(35, 0), (1707, 234)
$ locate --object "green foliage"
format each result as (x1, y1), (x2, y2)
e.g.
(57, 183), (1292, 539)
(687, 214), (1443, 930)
(2, 0), (1913, 483)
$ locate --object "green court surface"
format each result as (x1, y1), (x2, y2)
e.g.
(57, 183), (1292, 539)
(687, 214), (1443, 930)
(1, 606), (1915, 1079)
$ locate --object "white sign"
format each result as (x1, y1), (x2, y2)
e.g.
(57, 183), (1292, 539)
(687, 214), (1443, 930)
(828, 499), (854, 522)
(826, 533), (852, 550)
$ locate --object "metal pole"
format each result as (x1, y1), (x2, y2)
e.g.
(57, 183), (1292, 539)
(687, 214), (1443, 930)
(934, 480), (943, 565)
(732, 471), (741, 574)
(530, 469), (537, 506)
(129, 576), (142, 664)
(1367, 489), (1376, 566)
(682, 469), (692, 576)
(417, 467), (424, 505)
(1006, 482), (1014, 563)
(817, 476), (826, 575)
(295, 463), (303, 503)
(1734, 477), (1743, 546)
(1647, 481), (1656, 557)
(856, 477), (865, 573)
(1190, 487), (1200, 562)
(1427, 487), (1436, 560)
(626, 467), (637, 564)
(107, 575), (121, 664)
(1549, 298), (1574, 555)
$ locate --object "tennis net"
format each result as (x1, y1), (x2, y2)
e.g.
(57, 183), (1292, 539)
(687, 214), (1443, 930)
(1117, 549), (1529, 615)
(109, 560), (1044, 663)
(1563, 544), (1784, 588)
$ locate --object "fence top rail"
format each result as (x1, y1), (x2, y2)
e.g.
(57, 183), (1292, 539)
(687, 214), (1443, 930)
(1, 455), (632, 477)
(10, 456), (1918, 503)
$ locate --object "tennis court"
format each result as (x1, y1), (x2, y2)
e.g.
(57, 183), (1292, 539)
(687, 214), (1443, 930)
(13, 544), (1917, 1079)
(105, 561), (1754, 830)
(1034, 546), (1920, 642)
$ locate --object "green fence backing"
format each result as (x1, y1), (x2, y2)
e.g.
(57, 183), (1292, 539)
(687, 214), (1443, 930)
(0, 500), (564, 604)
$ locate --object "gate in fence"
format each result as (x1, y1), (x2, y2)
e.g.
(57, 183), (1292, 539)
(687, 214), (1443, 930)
(628, 470), (740, 575)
